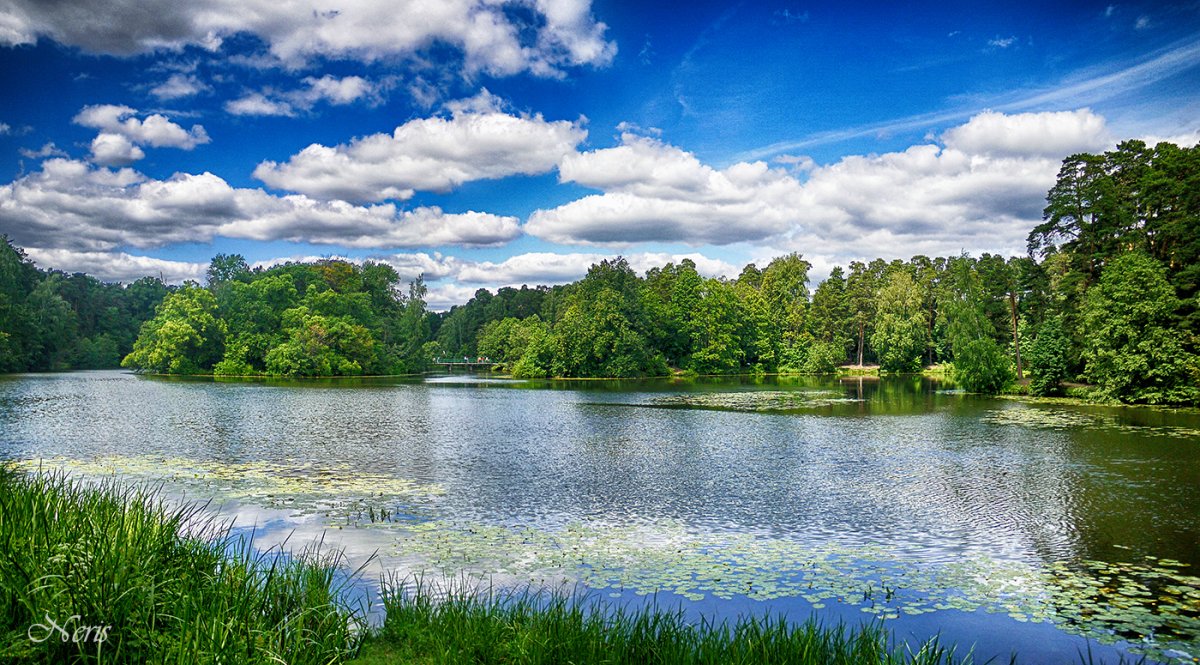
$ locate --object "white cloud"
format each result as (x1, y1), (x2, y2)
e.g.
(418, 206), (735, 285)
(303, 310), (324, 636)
(254, 92), (587, 202)
(426, 283), (489, 311)
(0, 122), (10, 135)
(18, 142), (67, 159)
(150, 73), (210, 100)
(0, 158), (520, 252)
(526, 133), (805, 246)
(225, 75), (387, 117)
(530, 110), (1114, 262)
(1135, 15), (1151, 30)
(987, 35), (1017, 48)
(940, 108), (1110, 157)
(224, 93), (295, 117)
(73, 104), (210, 164)
(89, 132), (146, 166)
(0, 0), (616, 76)
(24, 247), (206, 283)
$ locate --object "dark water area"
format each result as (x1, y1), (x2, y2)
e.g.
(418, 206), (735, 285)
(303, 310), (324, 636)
(2, 370), (1198, 663)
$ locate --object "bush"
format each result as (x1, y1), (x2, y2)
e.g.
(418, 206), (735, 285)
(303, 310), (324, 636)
(952, 337), (1013, 394)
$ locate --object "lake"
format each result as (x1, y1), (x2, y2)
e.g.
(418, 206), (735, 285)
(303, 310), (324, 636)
(2, 370), (1198, 663)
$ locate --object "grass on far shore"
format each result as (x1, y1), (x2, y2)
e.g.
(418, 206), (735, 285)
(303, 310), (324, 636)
(2, 466), (995, 665)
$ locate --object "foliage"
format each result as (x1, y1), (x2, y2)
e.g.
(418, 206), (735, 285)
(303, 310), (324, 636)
(477, 315), (549, 368)
(686, 278), (747, 374)
(264, 307), (376, 377)
(1027, 316), (1070, 396)
(940, 258), (1013, 394)
(1079, 252), (1200, 404)
(870, 271), (927, 372)
(801, 341), (843, 374)
(951, 338), (1013, 394)
(0, 236), (168, 372)
(121, 285), (225, 374)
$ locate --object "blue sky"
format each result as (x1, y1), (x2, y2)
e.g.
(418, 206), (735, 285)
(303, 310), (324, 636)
(1, 0), (1198, 308)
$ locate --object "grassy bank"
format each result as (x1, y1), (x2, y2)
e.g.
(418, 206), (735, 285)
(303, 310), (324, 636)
(0, 466), (364, 664)
(352, 579), (972, 665)
(2, 467), (981, 664)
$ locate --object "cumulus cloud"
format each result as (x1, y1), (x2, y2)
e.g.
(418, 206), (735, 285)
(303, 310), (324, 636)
(254, 92), (587, 202)
(0, 0), (616, 76)
(74, 104), (210, 149)
(73, 104), (210, 164)
(735, 110), (1119, 276)
(24, 247), (206, 283)
(88, 132), (146, 166)
(225, 75), (387, 117)
(150, 73), (210, 100)
(940, 108), (1110, 157)
(0, 158), (520, 252)
(526, 133), (805, 246)
(530, 110), (1113, 262)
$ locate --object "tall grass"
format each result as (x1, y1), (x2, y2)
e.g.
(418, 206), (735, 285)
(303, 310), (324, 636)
(0, 465), (365, 664)
(354, 577), (977, 665)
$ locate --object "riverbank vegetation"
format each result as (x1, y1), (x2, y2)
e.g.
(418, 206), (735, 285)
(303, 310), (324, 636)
(2, 139), (1197, 403)
(353, 580), (968, 665)
(0, 467), (976, 664)
(0, 466), (364, 664)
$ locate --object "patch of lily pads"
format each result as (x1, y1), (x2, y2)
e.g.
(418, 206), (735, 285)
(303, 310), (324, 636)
(390, 518), (1200, 660)
(983, 407), (1200, 439)
(647, 390), (863, 413)
(5, 455), (444, 522)
(10, 454), (1199, 660)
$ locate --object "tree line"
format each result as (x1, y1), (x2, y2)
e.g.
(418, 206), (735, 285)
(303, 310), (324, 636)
(0, 240), (169, 372)
(1, 139), (1196, 404)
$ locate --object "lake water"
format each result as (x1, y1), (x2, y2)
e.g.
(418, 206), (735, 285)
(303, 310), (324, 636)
(2, 370), (1198, 663)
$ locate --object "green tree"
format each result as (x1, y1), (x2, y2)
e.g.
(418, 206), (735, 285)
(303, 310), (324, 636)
(808, 266), (852, 365)
(1027, 316), (1070, 396)
(206, 253), (251, 287)
(846, 260), (885, 365)
(264, 307), (375, 377)
(1080, 253), (1200, 404)
(941, 258), (1013, 394)
(550, 286), (664, 378)
(687, 279), (745, 374)
(870, 271), (927, 372)
(761, 253), (812, 367)
(122, 285), (226, 374)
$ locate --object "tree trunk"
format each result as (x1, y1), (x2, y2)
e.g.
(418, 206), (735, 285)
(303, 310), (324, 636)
(1009, 292), (1023, 380)
(927, 301), (935, 366)
(856, 321), (865, 366)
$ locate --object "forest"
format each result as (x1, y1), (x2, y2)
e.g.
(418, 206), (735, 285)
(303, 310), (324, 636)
(1, 139), (1196, 405)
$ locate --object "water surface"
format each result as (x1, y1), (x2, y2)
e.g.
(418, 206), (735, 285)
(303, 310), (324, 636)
(2, 370), (1198, 663)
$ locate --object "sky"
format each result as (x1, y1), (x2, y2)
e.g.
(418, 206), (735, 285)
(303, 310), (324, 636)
(0, 1), (1198, 309)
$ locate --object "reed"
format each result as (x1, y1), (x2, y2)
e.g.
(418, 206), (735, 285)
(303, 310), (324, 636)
(0, 465), (365, 664)
(353, 576), (976, 665)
